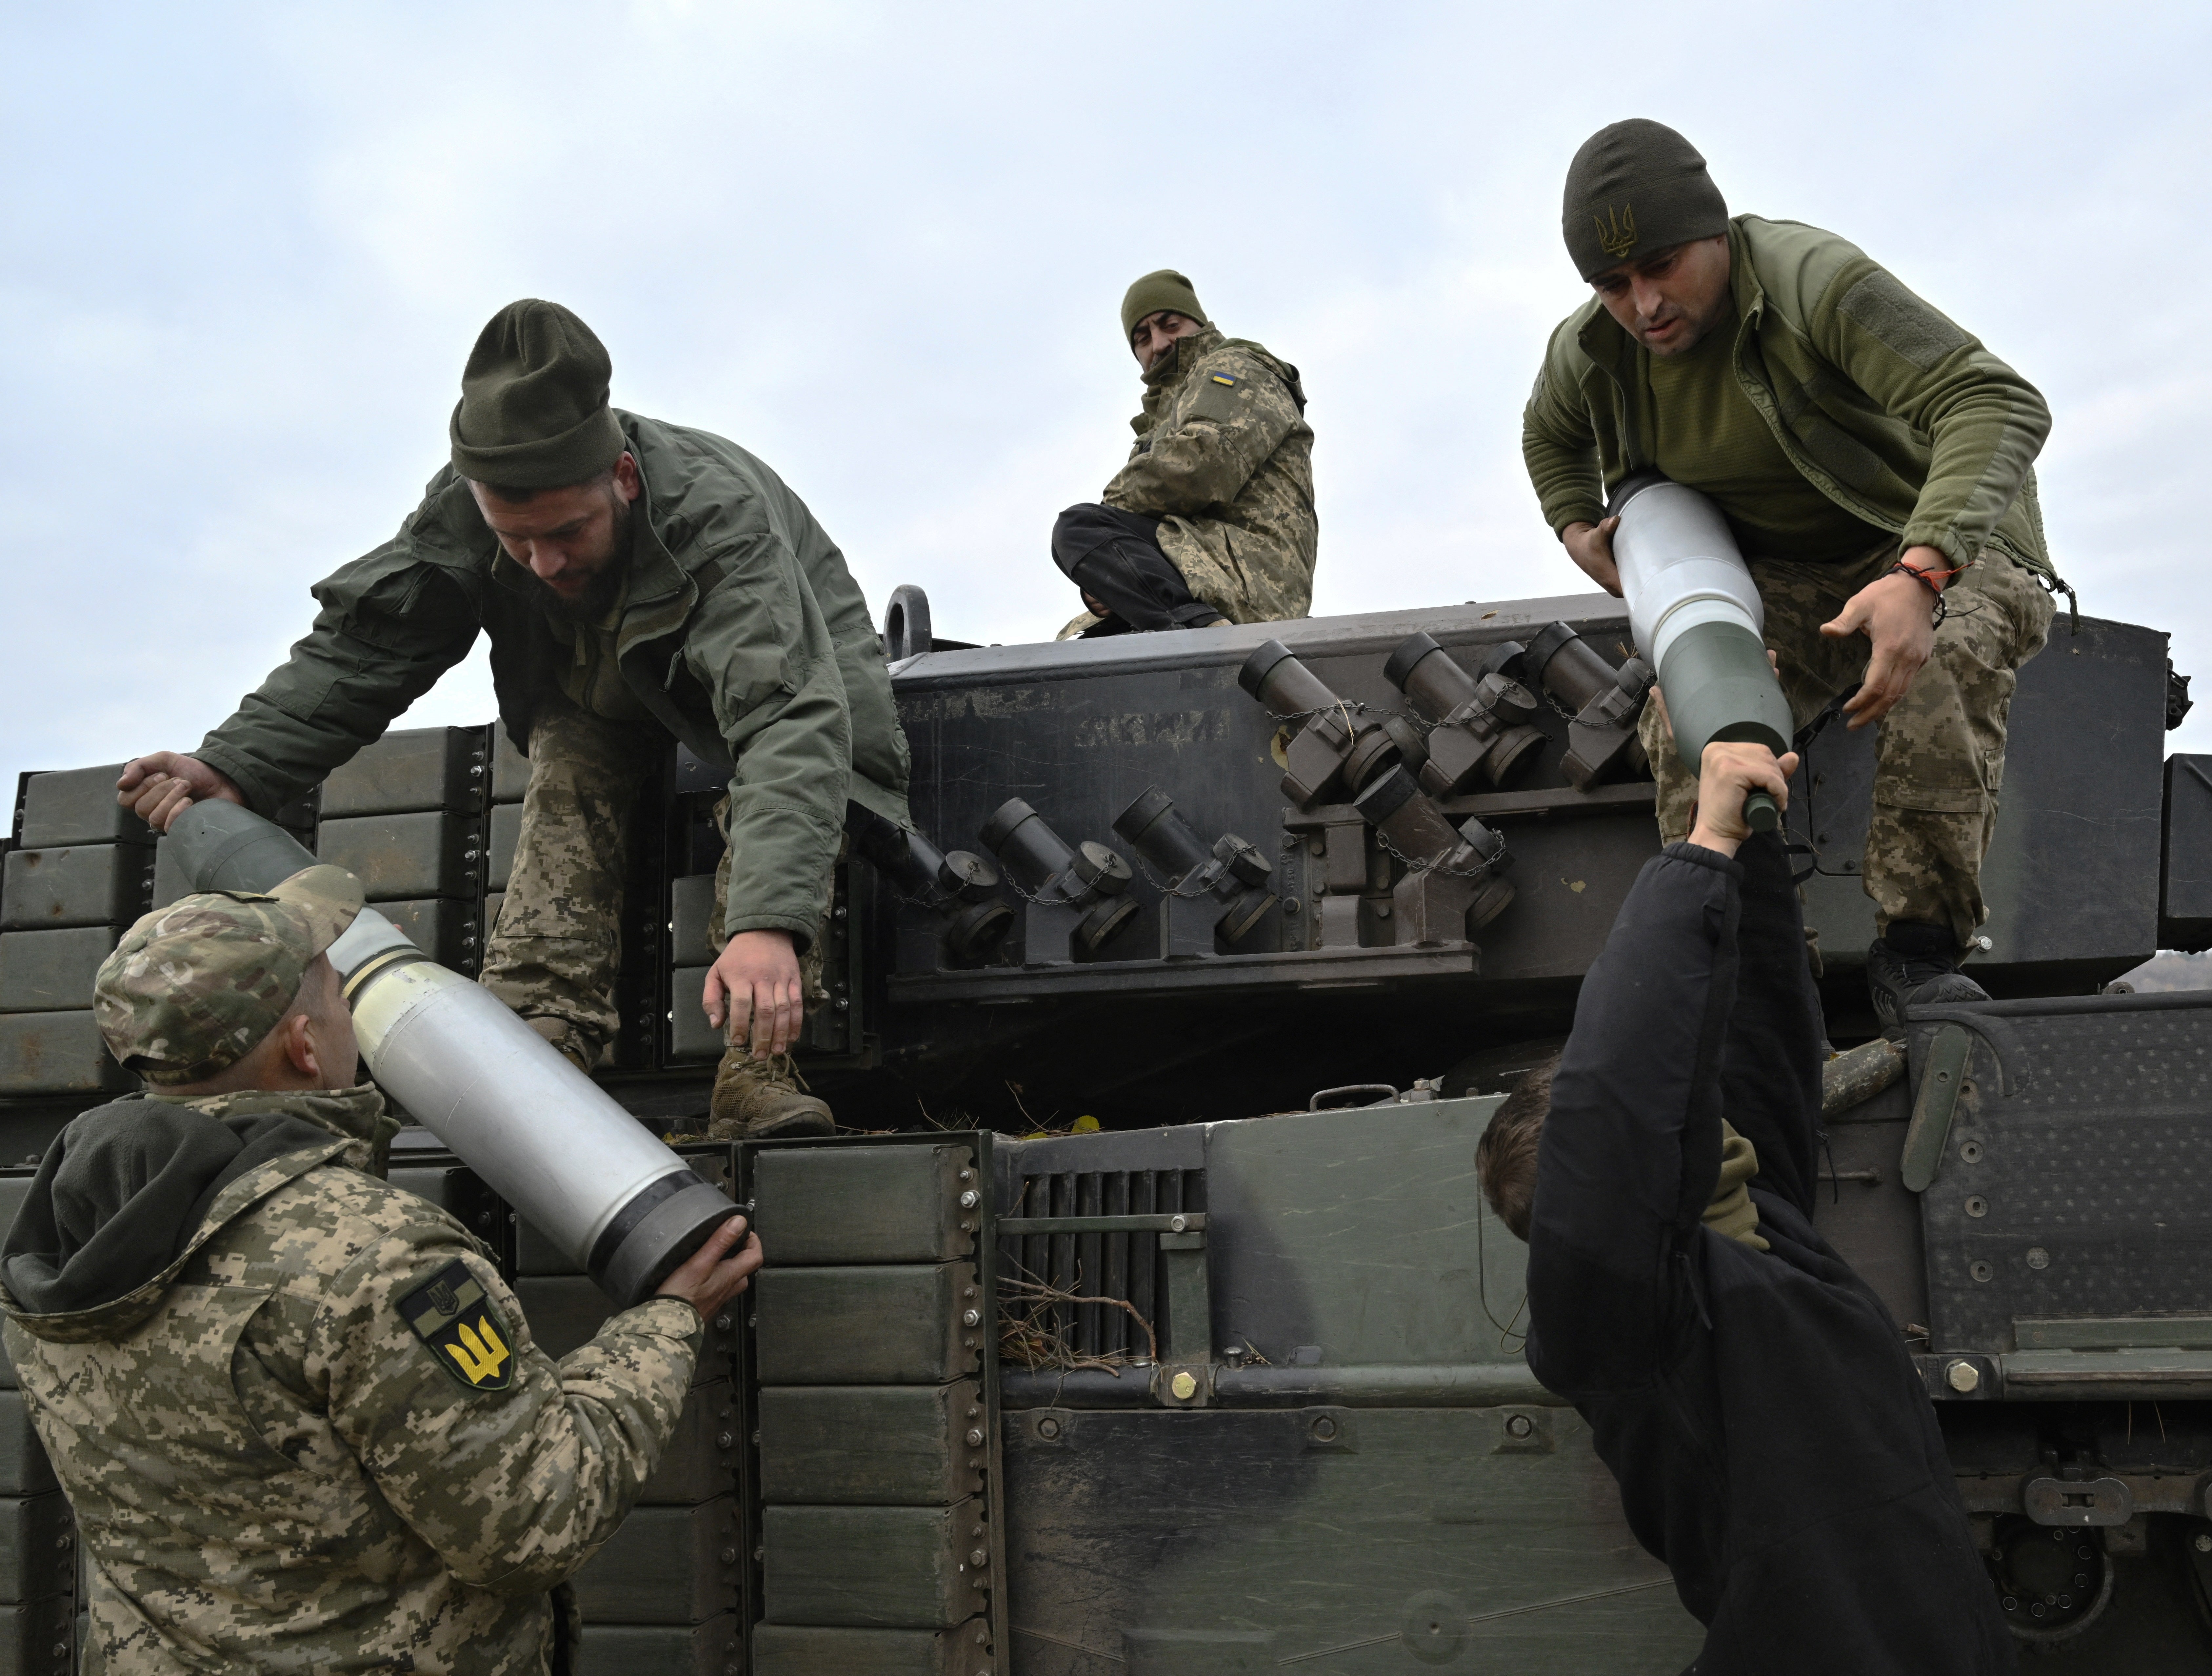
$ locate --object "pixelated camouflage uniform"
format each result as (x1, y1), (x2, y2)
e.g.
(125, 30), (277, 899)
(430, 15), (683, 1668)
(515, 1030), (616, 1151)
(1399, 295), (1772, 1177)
(1523, 215), (2062, 948)
(1060, 328), (1316, 637)
(479, 691), (831, 1072)
(0, 1082), (702, 1674)
(1638, 541), (2052, 948)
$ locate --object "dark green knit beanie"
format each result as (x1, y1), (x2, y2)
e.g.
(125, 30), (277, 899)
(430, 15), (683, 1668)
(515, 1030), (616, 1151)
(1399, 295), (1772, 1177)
(1561, 120), (1729, 282)
(449, 300), (628, 489)
(1121, 270), (1208, 340)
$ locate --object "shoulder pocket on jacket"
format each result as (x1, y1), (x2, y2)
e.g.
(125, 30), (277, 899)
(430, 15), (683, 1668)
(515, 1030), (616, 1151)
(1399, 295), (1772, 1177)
(1187, 370), (1252, 425)
(1837, 270), (1972, 372)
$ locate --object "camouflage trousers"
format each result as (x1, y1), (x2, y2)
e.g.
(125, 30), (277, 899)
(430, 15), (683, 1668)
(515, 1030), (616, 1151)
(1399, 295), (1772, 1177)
(478, 692), (828, 1071)
(1638, 543), (2056, 951)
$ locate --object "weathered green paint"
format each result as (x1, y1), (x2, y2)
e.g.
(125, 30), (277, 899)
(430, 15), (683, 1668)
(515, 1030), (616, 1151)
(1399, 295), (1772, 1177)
(0, 1593), (72, 1676)
(313, 811), (483, 901)
(758, 1380), (984, 1507)
(487, 801), (523, 894)
(16, 768), (153, 851)
(1903, 1023), (1971, 1193)
(0, 1013), (131, 1099)
(754, 1267), (980, 1386)
(761, 1500), (989, 1629)
(318, 726), (486, 819)
(571, 1495), (740, 1626)
(1001, 1406), (1697, 1672)
(754, 1144), (977, 1267)
(575, 1613), (741, 1676)
(0, 1493), (71, 1605)
(0, 928), (118, 1015)
(0, 847), (147, 932)
(753, 1620), (987, 1676)
(0, 1396), (54, 1499)
(638, 1379), (738, 1507)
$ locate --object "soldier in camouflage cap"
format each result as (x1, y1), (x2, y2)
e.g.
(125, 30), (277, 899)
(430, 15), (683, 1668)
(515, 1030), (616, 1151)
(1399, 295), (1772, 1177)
(1054, 270), (1319, 638)
(93, 865), (363, 1084)
(1, 866), (760, 1674)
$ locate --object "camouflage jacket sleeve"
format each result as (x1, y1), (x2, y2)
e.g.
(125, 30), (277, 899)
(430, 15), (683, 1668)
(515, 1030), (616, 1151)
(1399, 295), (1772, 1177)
(1787, 245), (2051, 573)
(681, 534), (852, 947)
(1104, 351), (1302, 517)
(306, 1228), (702, 1594)
(196, 478), (484, 815)
(1520, 321), (1608, 539)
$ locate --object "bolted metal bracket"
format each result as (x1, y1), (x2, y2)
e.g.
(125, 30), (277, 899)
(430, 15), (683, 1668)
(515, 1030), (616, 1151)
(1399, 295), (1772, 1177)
(1903, 1023), (1972, 1193)
(1152, 1362), (1212, 1408)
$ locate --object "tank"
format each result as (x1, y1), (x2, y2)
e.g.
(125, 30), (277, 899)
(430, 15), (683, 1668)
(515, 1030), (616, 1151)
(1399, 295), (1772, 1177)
(1, 584), (2207, 1670)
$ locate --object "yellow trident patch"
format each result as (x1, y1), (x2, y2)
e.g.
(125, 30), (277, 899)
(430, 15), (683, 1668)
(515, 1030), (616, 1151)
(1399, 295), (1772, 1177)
(445, 1317), (512, 1386)
(400, 1259), (519, 1395)
(1595, 202), (1637, 261)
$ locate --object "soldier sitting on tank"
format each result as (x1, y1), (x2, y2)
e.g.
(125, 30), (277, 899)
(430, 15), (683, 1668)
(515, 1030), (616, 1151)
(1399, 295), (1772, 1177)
(113, 298), (912, 1138)
(1476, 743), (2015, 1674)
(1522, 117), (2062, 1028)
(1055, 269), (1317, 637)
(0, 865), (761, 1672)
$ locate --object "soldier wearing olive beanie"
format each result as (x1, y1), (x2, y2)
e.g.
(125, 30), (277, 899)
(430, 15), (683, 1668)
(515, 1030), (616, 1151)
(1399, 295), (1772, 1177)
(1050, 270), (1318, 638)
(1559, 119), (1730, 284)
(1521, 117), (2063, 1034)
(124, 298), (915, 1143)
(448, 300), (628, 490)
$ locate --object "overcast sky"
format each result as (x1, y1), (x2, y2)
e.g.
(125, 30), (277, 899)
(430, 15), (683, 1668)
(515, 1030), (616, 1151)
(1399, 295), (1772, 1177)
(5, 1), (2209, 801)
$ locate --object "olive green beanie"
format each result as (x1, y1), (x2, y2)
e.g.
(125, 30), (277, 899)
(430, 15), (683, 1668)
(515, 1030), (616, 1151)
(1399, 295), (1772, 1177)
(449, 299), (628, 490)
(1120, 270), (1208, 341)
(1561, 119), (1729, 282)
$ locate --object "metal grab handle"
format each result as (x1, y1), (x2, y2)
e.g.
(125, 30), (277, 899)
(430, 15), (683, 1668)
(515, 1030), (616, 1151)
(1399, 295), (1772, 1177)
(1308, 1083), (1399, 1111)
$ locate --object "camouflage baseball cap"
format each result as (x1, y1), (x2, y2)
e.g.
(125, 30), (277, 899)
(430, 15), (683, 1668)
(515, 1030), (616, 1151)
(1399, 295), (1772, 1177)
(94, 865), (365, 1086)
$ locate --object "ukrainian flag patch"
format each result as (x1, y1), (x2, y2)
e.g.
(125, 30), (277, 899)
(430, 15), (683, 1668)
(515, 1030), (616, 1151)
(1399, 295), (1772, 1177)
(1210, 374), (1238, 387)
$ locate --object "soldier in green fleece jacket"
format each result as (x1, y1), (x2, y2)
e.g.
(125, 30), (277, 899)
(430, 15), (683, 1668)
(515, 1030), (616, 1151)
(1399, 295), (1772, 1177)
(1522, 118), (2062, 1026)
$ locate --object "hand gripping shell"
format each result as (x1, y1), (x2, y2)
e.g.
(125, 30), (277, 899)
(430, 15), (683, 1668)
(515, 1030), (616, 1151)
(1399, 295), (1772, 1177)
(1607, 472), (1795, 830)
(165, 800), (744, 1307)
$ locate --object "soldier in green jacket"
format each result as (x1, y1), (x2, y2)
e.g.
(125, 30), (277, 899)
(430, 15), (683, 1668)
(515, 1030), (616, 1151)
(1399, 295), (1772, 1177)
(1055, 270), (1317, 638)
(0, 867), (760, 1673)
(1522, 120), (2061, 1025)
(116, 300), (913, 1135)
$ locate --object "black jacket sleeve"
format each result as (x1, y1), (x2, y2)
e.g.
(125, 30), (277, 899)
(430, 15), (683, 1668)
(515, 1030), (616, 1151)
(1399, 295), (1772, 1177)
(1713, 833), (1823, 1217)
(1524, 841), (1742, 1394)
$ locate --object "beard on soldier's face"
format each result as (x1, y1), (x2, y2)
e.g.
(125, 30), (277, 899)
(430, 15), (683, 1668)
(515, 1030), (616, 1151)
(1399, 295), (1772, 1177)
(538, 493), (633, 621)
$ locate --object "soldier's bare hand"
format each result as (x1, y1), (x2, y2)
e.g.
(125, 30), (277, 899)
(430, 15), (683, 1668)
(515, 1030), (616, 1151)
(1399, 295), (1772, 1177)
(1561, 517), (1624, 597)
(704, 929), (804, 1058)
(1821, 556), (1943, 729)
(116, 753), (244, 833)
(654, 1215), (762, 1323)
(1687, 742), (1801, 857)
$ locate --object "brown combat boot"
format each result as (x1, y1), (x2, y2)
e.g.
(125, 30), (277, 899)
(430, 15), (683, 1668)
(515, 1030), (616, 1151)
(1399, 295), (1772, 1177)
(708, 1051), (835, 1140)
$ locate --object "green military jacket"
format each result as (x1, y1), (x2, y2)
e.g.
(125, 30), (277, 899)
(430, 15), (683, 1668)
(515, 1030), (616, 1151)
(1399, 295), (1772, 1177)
(1067, 328), (1317, 634)
(1522, 216), (2054, 579)
(195, 413), (912, 947)
(0, 1085), (701, 1675)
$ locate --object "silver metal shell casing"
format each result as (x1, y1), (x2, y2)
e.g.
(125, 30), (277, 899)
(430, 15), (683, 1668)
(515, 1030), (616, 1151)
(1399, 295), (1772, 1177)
(1609, 475), (1794, 774)
(1609, 475), (1765, 669)
(343, 949), (728, 1300)
(164, 800), (742, 1307)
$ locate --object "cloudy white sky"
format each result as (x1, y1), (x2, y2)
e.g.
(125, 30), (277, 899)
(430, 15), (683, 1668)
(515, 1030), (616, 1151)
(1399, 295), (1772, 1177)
(5, 1), (2209, 798)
